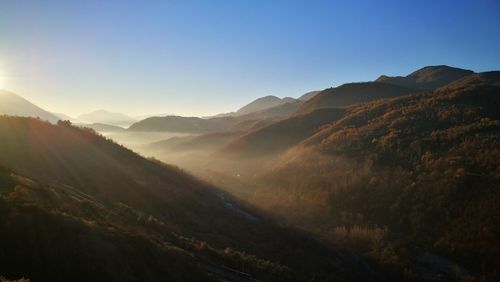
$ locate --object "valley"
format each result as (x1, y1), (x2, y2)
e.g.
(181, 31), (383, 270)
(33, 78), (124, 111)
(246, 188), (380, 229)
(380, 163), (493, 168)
(1, 2), (499, 280)
(1, 64), (498, 281)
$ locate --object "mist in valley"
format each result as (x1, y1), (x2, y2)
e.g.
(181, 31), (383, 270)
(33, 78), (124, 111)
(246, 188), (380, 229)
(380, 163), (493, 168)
(1, 1), (500, 282)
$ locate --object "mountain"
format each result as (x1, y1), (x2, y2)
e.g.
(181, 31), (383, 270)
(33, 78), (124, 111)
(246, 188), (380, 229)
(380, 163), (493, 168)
(0, 116), (379, 282)
(128, 104), (301, 135)
(298, 90), (320, 101)
(77, 110), (137, 127)
(438, 70), (500, 90)
(237, 99), (303, 120)
(295, 82), (414, 115)
(138, 66), (500, 281)
(296, 66), (476, 116)
(128, 115), (236, 133)
(222, 108), (345, 157)
(222, 79), (500, 281)
(376, 65), (474, 91)
(235, 95), (297, 116)
(212, 96), (302, 118)
(130, 99), (305, 134)
(0, 90), (60, 123)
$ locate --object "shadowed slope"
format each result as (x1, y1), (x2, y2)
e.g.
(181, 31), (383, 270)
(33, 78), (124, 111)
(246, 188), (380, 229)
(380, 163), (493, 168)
(439, 71), (500, 90)
(299, 91), (320, 101)
(296, 82), (414, 115)
(235, 96), (297, 116)
(376, 65), (474, 91)
(128, 115), (236, 133)
(221, 108), (345, 157)
(0, 117), (380, 282)
(149, 131), (244, 153)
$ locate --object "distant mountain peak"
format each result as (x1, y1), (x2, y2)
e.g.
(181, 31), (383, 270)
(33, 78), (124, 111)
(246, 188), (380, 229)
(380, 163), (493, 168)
(408, 65), (473, 79)
(77, 109), (136, 127)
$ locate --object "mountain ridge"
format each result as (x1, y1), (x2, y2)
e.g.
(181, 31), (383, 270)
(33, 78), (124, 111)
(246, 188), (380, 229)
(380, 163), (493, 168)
(0, 90), (60, 123)
(376, 65), (474, 91)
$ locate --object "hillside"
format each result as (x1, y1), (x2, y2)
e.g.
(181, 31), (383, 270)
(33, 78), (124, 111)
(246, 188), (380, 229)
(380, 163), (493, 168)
(213, 93), (315, 118)
(0, 167), (216, 281)
(0, 90), (59, 123)
(139, 67), (500, 281)
(438, 71), (500, 90)
(148, 131), (244, 153)
(237, 100), (303, 120)
(222, 108), (345, 157)
(128, 115), (236, 133)
(235, 95), (297, 116)
(128, 102), (299, 134)
(245, 81), (500, 281)
(299, 91), (320, 101)
(0, 117), (377, 282)
(296, 82), (414, 115)
(376, 65), (474, 91)
(130, 94), (305, 134)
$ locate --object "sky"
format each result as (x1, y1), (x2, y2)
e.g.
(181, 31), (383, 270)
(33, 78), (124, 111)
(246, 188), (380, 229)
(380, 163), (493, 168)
(1, 0), (500, 117)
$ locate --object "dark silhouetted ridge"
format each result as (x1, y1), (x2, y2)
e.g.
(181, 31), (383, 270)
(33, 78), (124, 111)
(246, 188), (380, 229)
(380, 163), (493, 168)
(296, 82), (414, 115)
(376, 65), (474, 90)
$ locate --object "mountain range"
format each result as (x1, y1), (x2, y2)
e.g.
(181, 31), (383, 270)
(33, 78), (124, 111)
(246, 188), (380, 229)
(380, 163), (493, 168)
(127, 93), (314, 134)
(139, 65), (500, 281)
(1, 65), (499, 281)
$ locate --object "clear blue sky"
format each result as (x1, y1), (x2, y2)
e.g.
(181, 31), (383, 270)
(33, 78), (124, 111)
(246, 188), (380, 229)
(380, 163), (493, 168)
(1, 0), (499, 117)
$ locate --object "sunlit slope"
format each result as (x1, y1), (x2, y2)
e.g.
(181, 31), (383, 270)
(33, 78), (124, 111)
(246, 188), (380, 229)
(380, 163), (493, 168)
(250, 79), (500, 279)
